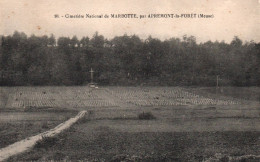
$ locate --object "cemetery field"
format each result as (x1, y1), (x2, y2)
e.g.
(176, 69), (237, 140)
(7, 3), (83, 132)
(0, 86), (259, 161)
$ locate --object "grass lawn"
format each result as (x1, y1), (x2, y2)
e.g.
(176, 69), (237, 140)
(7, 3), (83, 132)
(6, 105), (260, 161)
(0, 110), (77, 148)
(186, 87), (260, 102)
(7, 121), (260, 161)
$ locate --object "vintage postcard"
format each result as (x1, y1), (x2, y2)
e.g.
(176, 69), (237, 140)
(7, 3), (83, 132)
(0, 0), (259, 161)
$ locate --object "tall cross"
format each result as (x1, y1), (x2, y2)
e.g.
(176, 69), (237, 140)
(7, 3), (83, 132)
(90, 68), (94, 83)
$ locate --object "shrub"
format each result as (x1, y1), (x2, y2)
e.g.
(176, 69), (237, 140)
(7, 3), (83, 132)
(41, 122), (49, 129)
(138, 112), (156, 120)
(76, 116), (90, 124)
(34, 136), (59, 149)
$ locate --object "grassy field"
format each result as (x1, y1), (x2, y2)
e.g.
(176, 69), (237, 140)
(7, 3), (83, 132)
(0, 110), (77, 148)
(0, 86), (259, 161)
(8, 127), (259, 161)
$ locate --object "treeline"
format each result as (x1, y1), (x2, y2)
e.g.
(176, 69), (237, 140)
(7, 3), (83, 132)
(0, 31), (260, 86)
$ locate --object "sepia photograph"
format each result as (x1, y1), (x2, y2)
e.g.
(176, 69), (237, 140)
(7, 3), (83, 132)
(0, 0), (259, 161)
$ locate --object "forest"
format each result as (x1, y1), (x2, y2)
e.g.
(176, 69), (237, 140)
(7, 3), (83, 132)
(0, 31), (259, 86)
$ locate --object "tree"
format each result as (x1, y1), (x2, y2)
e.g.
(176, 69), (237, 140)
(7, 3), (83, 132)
(90, 32), (104, 48)
(70, 35), (79, 48)
(80, 36), (89, 47)
(0, 32), (259, 86)
(57, 37), (70, 48)
(48, 34), (56, 46)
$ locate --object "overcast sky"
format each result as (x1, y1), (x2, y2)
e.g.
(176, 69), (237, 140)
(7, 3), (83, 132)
(0, 0), (259, 43)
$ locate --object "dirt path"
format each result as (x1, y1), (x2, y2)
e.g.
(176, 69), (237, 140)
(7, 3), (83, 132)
(0, 110), (87, 161)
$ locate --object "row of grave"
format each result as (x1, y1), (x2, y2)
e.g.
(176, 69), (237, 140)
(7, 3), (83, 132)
(2, 87), (241, 108)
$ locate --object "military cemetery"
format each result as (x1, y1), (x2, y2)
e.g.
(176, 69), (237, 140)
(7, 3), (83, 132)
(1, 0), (259, 161)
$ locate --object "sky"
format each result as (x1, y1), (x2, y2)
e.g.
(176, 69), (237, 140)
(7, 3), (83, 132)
(0, 0), (259, 43)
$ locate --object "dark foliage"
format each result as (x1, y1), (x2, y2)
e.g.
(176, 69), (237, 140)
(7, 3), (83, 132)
(138, 112), (156, 120)
(1, 31), (259, 86)
(34, 136), (59, 149)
